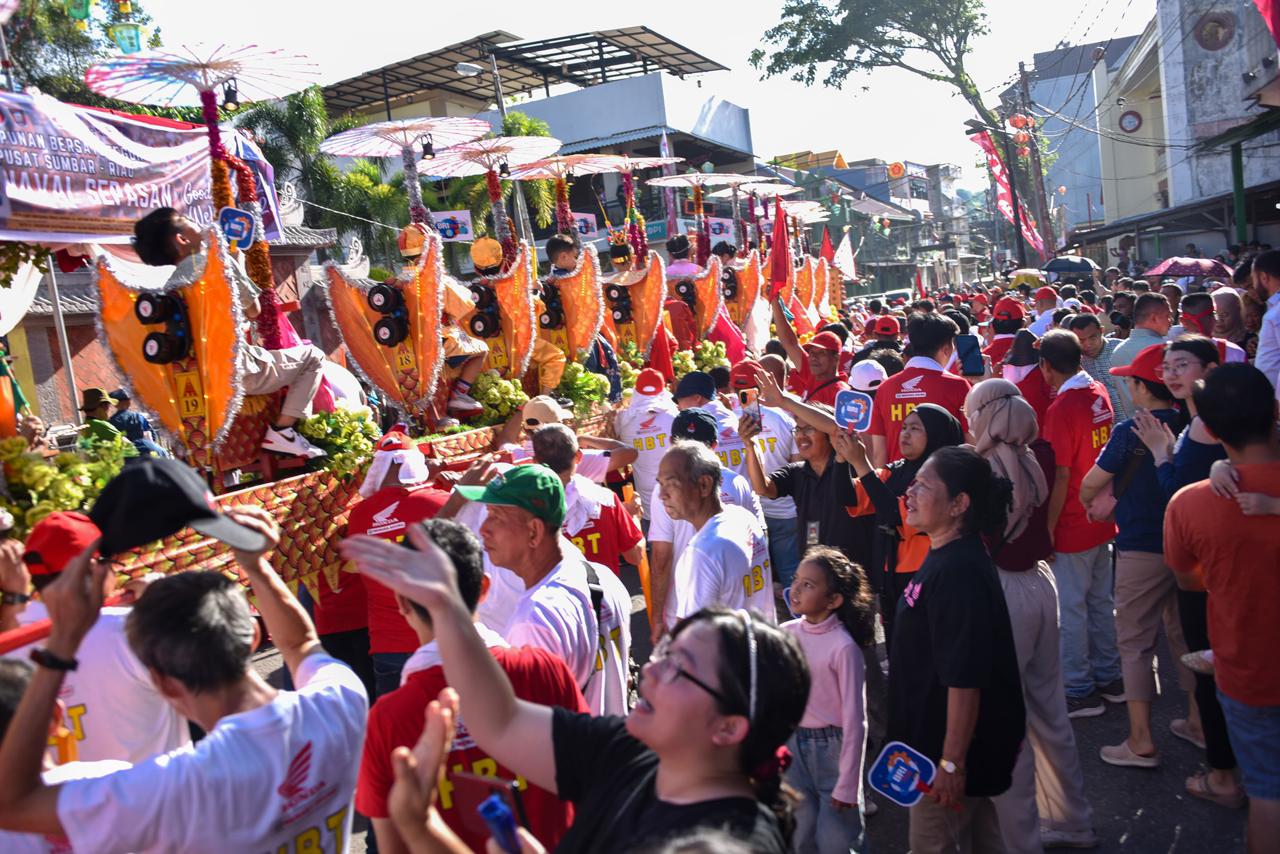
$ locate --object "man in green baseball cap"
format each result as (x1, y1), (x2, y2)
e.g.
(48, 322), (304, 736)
(454, 464), (566, 530)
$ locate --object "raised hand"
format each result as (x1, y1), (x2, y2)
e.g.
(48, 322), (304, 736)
(755, 370), (786, 409)
(339, 523), (461, 611)
(737, 412), (763, 443)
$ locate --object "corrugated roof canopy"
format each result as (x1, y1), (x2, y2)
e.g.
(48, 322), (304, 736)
(321, 27), (727, 117)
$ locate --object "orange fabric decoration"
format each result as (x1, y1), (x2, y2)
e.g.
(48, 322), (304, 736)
(814, 257), (830, 318)
(556, 249), (605, 357)
(490, 242), (537, 380)
(691, 256), (723, 338)
(726, 249), (762, 327)
(96, 229), (241, 457)
(0, 378), (15, 439)
(629, 251), (668, 360)
(796, 256), (815, 312)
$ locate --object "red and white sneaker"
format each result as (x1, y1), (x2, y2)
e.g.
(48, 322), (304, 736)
(448, 391), (484, 414)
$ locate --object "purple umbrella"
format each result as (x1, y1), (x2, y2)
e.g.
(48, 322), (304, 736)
(1142, 257), (1234, 278)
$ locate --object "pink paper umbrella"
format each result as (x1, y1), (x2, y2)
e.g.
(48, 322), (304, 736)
(419, 136), (561, 262)
(321, 117), (490, 225)
(508, 154), (632, 233)
(85, 43), (317, 108)
(649, 173), (759, 265)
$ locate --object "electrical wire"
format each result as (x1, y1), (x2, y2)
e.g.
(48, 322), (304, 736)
(298, 198), (402, 231)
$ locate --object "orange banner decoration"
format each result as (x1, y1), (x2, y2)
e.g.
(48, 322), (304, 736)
(491, 242), (537, 380)
(557, 247), (605, 357)
(796, 256), (815, 313)
(631, 251), (668, 359)
(96, 228), (243, 459)
(326, 232), (445, 411)
(691, 256), (723, 338)
(726, 249), (762, 327)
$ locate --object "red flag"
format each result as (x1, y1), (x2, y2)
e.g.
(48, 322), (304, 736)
(768, 197), (791, 302)
(647, 320), (676, 382)
(916, 268), (927, 299)
(788, 294), (815, 336)
(1258, 0), (1280, 46)
(970, 131), (1047, 259)
(819, 227), (835, 264)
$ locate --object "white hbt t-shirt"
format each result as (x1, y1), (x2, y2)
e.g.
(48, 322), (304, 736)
(10, 603), (189, 764)
(501, 546), (632, 716)
(613, 399), (678, 519)
(508, 444), (612, 483)
(0, 760), (129, 853)
(647, 468), (766, 559)
(56, 654), (369, 854)
(664, 505), (777, 630)
(700, 401), (748, 475)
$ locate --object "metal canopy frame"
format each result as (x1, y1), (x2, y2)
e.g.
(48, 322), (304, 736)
(321, 27), (726, 117)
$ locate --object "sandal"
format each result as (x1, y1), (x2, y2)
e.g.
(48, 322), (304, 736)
(1171, 718), (1207, 751)
(1185, 770), (1246, 809)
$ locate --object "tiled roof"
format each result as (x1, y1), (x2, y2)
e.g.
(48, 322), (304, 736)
(27, 279), (97, 316)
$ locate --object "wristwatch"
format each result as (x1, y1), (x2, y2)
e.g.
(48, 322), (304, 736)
(940, 758), (963, 774)
(0, 591), (30, 606)
(30, 648), (78, 671)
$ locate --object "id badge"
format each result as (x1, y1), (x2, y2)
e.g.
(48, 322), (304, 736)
(806, 520), (820, 546)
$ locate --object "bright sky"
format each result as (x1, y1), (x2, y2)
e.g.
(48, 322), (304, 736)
(144, 0), (1155, 190)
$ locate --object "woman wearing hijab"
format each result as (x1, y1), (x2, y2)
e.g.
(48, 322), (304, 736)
(967, 379), (1098, 852)
(1211, 287), (1257, 360)
(831, 403), (965, 648)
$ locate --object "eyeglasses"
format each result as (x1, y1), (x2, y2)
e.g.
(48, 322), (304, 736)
(1156, 358), (1202, 379)
(649, 636), (736, 709)
(794, 424), (818, 435)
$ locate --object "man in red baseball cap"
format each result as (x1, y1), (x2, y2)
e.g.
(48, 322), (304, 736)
(1030, 285), (1061, 336)
(985, 297), (1028, 365)
(2, 511), (190, 764)
(772, 312), (851, 407)
(854, 314), (903, 362)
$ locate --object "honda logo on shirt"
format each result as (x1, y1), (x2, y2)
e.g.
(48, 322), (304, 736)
(278, 742), (313, 800)
(1091, 396), (1110, 424)
(369, 499), (407, 536)
(639, 414), (659, 431)
(897, 374), (927, 399)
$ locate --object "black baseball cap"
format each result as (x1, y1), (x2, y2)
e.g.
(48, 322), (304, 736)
(674, 371), (716, 401)
(89, 458), (270, 556)
(670, 408), (719, 446)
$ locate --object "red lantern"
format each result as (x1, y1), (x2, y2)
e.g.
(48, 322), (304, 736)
(1013, 131), (1031, 145)
(1008, 113), (1029, 129)
(1016, 146), (1031, 158)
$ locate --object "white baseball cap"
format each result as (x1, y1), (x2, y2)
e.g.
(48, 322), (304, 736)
(848, 360), (888, 392)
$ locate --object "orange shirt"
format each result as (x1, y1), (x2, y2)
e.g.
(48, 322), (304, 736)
(846, 469), (931, 574)
(1164, 461), (1280, 706)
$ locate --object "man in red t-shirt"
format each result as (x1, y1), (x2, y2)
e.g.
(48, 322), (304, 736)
(1037, 329), (1121, 715)
(356, 518), (588, 853)
(1164, 365), (1280, 840)
(772, 298), (850, 407)
(347, 432), (451, 697)
(868, 312), (971, 467)
(984, 297), (1027, 367)
(531, 423), (644, 574)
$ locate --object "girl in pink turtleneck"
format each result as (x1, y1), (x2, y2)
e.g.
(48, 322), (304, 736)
(783, 546), (877, 854)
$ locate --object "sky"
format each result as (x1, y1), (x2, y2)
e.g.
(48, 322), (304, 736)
(142, 0), (1156, 190)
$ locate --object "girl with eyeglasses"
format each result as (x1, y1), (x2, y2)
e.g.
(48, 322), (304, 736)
(342, 524), (810, 854)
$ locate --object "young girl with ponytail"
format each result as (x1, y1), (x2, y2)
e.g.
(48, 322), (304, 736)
(783, 546), (877, 854)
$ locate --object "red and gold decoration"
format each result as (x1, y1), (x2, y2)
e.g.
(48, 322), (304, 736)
(485, 242), (538, 380)
(725, 248), (762, 328)
(552, 244), (605, 358)
(690, 256), (723, 338)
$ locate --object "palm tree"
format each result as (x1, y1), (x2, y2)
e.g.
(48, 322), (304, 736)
(236, 86), (366, 237)
(341, 159), (408, 270)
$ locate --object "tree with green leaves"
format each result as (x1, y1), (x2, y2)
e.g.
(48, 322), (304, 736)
(750, 0), (1001, 131)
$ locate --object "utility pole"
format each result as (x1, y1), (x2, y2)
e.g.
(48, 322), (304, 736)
(1019, 61), (1055, 257)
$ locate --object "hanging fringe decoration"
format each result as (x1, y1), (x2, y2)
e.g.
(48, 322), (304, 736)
(554, 176), (573, 234)
(225, 155), (286, 351)
(622, 172), (648, 265)
(693, 185), (710, 267)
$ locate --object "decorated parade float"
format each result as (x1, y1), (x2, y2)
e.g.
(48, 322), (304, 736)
(0, 26), (838, 623)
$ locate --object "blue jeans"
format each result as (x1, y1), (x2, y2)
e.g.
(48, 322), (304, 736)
(1218, 690), (1280, 800)
(766, 515), (801, 588)
(1050, 544), (1121, 698)
(372, 652), (411, 699)
(786, 726), (867, 854)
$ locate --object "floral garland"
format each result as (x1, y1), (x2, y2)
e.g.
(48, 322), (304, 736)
(486, 170), (517, 269)
(554, 176), (573, 234)
(401, 146), (430, 225)
(226, 154), (285, 351)
(621, 173), (648, 263)
(693, 185), (711, 268)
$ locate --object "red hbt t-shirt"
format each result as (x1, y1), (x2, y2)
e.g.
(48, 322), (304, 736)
(313, 571), (368, 636)
(346, 485), (450, 654)
(1042, 381), (1117, 553)
(793, 353), (850, 407)
(565, 492), (643, 574)
(356, 646), (589, 852)
(1016, 368), (1054, 426)
(983, 335), (1016, 366)
(868, 367), (971, 463)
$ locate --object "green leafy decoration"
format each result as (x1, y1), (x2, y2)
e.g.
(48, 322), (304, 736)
(0, 436), (126, 537)
(296, 406), (383, 478)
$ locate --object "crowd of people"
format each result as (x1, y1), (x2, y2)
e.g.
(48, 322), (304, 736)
(0, 238), (1277, 854)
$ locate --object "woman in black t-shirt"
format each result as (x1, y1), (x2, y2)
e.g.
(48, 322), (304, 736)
(888, 447), (1026, 853)
(341, 521), (811, 853)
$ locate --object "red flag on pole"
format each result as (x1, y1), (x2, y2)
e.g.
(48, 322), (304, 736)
(970, 130), (1047, 259)
(647, 319), (676, 382)
(768, 197), (791, 302)
(916, 268), (927, 299)
(819, 227), (835, 264)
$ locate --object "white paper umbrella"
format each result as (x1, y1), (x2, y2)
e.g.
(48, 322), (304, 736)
(420, 136), (562, 179)
(85, 43), (317, 106)
(708, 182), (803, 199)
(320, 117), (491, 157)
(646, 172), (755, 189)
(0, 0), (18, 24)
(507, 153), (634, 181)
(321, 117), (491, 225)
(614, 155), (684, 171)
